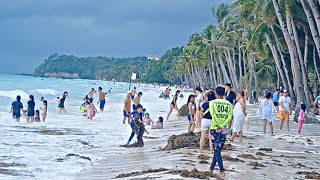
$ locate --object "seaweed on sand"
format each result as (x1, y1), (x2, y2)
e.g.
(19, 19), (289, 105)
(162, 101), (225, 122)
(296, 171), (320, 179)
(115, 168), (169, 178)
(162, 133), (235, 151)
(169, 168), (217, 180)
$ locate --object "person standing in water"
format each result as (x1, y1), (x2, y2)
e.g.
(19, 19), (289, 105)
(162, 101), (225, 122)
(279, 90), (292, 131)
(9, 95), (24, 122)
(41, 100), (48, 122)
(88, 98), (98, 120)
(97, 87), (106, 111)
(123, 91), (132, 124)
(260, 92), (275, 135)
(88, 88), (96, 100)
(231, 90), (246, 143)
(166, 90), (181, 120)
(209, 86), (233, 178)
(127, 104), (144, 146)
(26, 95), (35, 123)
(131, 87), (137, 100)
(34, 110), (41, 122)
(133, 92), (143, 111)
(59, 91), (68, 113)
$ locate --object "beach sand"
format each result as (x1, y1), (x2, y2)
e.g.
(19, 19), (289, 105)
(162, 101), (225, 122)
(76, 104), (320, 180)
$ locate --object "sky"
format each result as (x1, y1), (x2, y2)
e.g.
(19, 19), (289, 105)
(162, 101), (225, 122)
(0, 0), (230, 74)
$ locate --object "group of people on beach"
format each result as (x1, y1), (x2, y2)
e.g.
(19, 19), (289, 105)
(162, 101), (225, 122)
(80, 87), (110, 120)
(9, 91), (69, 123)
(122, 87), (164, 147)
(162, 83), (311, 178)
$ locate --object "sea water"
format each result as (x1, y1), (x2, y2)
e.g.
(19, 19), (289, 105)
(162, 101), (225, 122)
(0, 75), (179, 180)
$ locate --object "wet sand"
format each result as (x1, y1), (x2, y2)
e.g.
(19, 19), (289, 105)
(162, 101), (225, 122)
(76, 104), (320, 180)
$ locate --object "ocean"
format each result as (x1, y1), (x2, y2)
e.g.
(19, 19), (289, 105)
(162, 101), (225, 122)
(0, 75), (181, 179)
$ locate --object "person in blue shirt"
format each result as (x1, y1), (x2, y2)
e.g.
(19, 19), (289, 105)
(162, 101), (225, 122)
(273, 89), (280, 107)
(127, 104), (145, 147)
(9, 95), (24, 122)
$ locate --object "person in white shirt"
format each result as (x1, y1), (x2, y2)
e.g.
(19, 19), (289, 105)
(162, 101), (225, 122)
(278, 90), (292, 131)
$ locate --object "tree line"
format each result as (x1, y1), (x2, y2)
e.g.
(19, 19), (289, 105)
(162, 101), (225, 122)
(159, 0), (320, 111)
(34, 53), (148, 82)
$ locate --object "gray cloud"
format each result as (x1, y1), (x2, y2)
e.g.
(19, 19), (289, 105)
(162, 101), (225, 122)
(0, 0), (231, 74)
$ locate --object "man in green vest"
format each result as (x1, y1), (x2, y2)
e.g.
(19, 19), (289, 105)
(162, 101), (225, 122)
(209, 85), (233, 178)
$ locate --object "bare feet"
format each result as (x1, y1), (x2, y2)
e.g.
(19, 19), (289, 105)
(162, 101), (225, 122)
(219, 172), (225, 178)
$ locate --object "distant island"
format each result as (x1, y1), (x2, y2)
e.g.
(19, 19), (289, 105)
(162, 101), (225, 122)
(33, 47), (183, 84)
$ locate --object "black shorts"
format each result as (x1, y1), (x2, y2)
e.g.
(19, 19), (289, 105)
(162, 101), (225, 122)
(273, 102), (278, 107)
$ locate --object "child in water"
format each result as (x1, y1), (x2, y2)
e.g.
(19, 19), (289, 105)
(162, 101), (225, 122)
(143, 113), (154, 125)
(298, 103), (307, 134)
(87, 98), (98, 120)
(34, 110), (41, 122)
(41, 100), (48, 122)
(151, 117), (164, 129)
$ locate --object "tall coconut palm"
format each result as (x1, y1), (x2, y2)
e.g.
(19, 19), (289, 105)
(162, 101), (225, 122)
(272, 0), (305, 105)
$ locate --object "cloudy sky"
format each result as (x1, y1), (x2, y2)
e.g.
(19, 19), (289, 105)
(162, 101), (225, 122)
(0, 0), (230, 74)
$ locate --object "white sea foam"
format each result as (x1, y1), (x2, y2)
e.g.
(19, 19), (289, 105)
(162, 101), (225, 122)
(0, 89), (29, 100)
(33, 89), (60, 95)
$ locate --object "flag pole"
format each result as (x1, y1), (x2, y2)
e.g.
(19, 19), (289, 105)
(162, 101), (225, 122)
(129, 73), (132, 91)
(129, 74), (132, 91)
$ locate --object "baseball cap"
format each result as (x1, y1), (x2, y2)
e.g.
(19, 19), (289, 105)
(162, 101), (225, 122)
(127, 91), (132, 94)
(283, 89), (288, 93)
(225, 83), (232, 88)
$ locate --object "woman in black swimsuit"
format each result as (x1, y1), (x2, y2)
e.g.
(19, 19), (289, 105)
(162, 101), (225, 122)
(26, 95), (35, 123)
(59, 91), (68, 113)
(166, 90), (181, 120)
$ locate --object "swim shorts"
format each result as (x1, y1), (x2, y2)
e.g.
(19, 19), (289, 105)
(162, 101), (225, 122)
(123, 111), (130, 117)
(99, 100), (105, 110)
(279, 110), (289, 121)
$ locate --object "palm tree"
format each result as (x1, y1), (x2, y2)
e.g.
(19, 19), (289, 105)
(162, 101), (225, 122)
(272, 0), (305, 105)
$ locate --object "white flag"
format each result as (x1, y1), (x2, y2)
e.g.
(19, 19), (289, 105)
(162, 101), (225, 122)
(131, 73), (137, 80)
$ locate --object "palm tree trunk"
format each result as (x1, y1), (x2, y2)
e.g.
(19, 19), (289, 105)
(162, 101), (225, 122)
(265, 33), (288, 90)
(301, 0), (320, 58)
(224, 50), (236, 87)
(210, 52), (218, 86)
(271, 27), (295, 98)
(243, 54), (248, 94)
(314, 47), (320, 83)
(304, 29), (309, 70)
(194, 66), (202, 87)
(218, 53), (230, 83)
(277, 68), (280, 89)
(231, 50), (240, 89)
(290, 18), (312, 106)
(272, 0), (305, 106)
(253, 57), (258, 91)
(238, 45), (243, 88)
(190, 65), (197, 87)
(248, 51), (254, 103)
(307, 0), (320, 36)
(208, 65), (214, 87)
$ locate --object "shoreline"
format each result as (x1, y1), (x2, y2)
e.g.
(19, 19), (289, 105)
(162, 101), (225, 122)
(76, 104), (320, 180)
